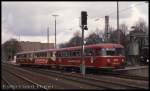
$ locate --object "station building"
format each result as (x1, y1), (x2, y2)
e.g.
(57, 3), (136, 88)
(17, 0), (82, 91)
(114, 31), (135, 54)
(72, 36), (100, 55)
(19, 41), (54, 51)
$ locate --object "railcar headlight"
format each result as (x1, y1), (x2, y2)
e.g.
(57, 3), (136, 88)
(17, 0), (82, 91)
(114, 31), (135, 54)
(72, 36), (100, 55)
(107, 59), (111, 63)
(146, 59), (149, 63)
(122, 59), (124, 62)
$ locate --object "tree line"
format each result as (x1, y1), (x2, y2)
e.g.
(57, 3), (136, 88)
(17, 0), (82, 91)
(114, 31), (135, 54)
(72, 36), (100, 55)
(59, 18), (148, 48)
(2, 18), (148, 62)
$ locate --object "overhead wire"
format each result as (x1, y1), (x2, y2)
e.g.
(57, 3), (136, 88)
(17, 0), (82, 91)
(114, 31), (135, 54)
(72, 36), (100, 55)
(94, 2), (145, 21)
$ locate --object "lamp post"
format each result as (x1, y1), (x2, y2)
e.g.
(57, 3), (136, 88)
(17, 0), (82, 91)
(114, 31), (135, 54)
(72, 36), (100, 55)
(52, 14), (59, 49)
(117, 1), (119, 31)
(81, 11), (88, 75)
(117, 1), (120, 44)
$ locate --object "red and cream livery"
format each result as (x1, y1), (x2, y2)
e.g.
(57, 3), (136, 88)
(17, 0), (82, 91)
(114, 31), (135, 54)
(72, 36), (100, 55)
(16, 43), (125, 69)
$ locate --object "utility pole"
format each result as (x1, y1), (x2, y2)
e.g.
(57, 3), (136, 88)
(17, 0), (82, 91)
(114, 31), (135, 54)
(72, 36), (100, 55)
(81, 25), (85, 75)
(117, 1), (120, 44)
(117, 1), (119, 30)
(47, 27), (49, 48)
(52, 14), (59, 49)
(105, 16), (109, 42)
(18, 34), (20, 42)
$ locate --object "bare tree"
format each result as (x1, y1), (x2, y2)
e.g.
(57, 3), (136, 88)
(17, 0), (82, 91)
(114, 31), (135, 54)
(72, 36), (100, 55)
(2, 38), (22, 61)
(120, 23), (128, 35)
(85, 33), (103, 45)
(73, 30), (81, 37)
(59, 31), (82, 48)
(95, 28), (104, 42)
(134, 18), (148, 33)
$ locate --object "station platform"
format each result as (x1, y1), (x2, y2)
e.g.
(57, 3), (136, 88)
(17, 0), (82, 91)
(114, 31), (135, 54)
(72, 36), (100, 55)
(5, 61), (19, 66)
(114, 66), (148, 71)
(114, 65), (149, 77)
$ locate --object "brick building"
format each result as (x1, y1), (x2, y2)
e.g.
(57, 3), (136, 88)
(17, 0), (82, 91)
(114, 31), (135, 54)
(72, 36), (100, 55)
(19, 41), (54, 51)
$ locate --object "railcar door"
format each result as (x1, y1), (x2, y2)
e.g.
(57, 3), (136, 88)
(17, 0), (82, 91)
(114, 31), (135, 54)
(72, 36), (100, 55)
(84, 48), (96, 67)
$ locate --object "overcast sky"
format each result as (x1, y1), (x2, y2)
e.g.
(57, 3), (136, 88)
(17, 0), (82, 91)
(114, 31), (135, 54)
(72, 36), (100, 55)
(2, 1), (148, 45)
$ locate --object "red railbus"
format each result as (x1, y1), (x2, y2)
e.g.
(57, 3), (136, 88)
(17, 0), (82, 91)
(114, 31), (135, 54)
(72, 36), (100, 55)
(16, 43), (125, 70)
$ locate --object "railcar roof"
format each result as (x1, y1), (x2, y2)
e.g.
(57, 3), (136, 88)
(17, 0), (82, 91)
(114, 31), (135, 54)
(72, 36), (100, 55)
(16, 43), (124, 55)
(57, 43), (124, 51)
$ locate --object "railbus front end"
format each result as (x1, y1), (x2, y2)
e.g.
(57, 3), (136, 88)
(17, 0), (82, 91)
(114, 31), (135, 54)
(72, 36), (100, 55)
(93, 47), (125, 70)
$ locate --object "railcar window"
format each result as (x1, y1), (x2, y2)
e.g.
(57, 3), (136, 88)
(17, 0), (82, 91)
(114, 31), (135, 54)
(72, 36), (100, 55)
(28, 54), (31, 58)
(73, 51), (76, 56)
(16, 55), (20, 58)
(20, 55), (22, 58)
(33, 53), (37, 58)
(21, 54), (23, 58)
(47, 52), (52, 57)
(26, 54), (28, 58)
(100, 48), (124, 56)
(55, 52), (58, 57)
(70, 51), (81, 57)
(62, 52), (66, 57)
(107, 51), (115, 56)
(35, 53), (39, 58)
(27, 54), (30, 58)
(101, 48), (115, 56)
(21, 55), (23, 58)
(40, 53), (42, 57)
(39, 53), (43, 57)
(66, 51), (70, 57)
(61, 51), (69, 57)
(116, 48), (124, 56)
(61, 52), (64, 57)
(50, 52), (53, 57)
(23, 54), (27, 58)
(56, 52), (61, 57)
(43, 52), (47, 57)
(70, 51), (73, 56)
(42, 53), (44, 57)
(20, 54), (23, 58)
(76, 51), (80, 56)
(33, 53), (35, 58)
(60, 52), (63, 57)
(18, 55), (20, 58)
(85, 49), (93, 56)
(37, 53), (39, 57)
(45, 52), (47, 57)
(37, 52), (46, 57)
(26, 54), (27, 58)
(58, 52), (61, 57)
(31, 53), (33, 58)
(64, 52), (68, 57)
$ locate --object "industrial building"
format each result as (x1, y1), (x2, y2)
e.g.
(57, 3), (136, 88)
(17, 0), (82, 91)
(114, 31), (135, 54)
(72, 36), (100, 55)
(19, 41), (54, 51)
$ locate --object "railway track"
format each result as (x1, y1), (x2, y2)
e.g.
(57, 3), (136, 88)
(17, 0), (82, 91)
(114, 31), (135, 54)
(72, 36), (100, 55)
(20, 66), (148, 89)
(96, 70), (149, 81)
(2, 68), (48, 90)
(2, 77), (15, 90)
(2, 64), (103, 89)
(2, 63), (149, 89)
(87, 73), (148, 89)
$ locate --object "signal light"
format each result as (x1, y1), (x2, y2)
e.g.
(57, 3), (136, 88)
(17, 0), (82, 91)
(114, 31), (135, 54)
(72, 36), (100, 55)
(81, 11), (87, 25)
